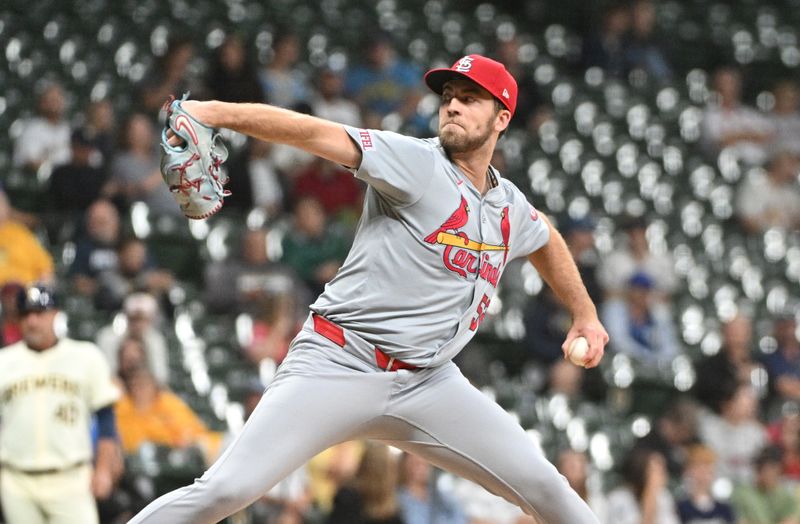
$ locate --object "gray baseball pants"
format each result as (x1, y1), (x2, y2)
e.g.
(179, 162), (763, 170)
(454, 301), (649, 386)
(128, 315), (600, 524)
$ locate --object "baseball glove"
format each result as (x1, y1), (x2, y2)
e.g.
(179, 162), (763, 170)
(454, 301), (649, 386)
(160, 94), (230, 220)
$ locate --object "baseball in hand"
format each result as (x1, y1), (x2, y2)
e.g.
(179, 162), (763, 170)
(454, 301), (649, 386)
(568, 337), (589, 367)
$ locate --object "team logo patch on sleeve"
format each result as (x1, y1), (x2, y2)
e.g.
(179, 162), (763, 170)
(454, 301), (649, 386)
(529, 204), (539, 221)
(358, 130), (374, 151)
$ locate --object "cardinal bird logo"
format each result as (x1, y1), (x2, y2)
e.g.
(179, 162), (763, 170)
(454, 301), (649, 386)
(500, 206), (511, 265)
(425, 196), (470, 244)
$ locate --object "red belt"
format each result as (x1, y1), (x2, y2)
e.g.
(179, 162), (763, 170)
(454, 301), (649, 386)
(312, 314), (418, 372)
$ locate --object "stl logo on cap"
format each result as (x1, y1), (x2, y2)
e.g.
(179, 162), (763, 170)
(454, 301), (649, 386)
(454, 56), (474, 73)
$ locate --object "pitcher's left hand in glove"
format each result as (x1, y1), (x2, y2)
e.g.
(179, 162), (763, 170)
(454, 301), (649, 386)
(160, 94), (230, 219)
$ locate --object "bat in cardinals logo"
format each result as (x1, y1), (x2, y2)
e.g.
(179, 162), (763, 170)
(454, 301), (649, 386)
(500, 206), (510, 265)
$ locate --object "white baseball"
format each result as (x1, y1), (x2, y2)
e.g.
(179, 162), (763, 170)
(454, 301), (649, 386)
(568, 337), (589, 367)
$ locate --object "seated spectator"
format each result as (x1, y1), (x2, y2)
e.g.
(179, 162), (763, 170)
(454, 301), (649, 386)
(259, 31), (310, 108)
(736, 150), (800, 234)
(138, 36), (205, 113)
(115, 337), (150, 384)
(204, 228), (307, 314)
(79, 99), (116, 170)
(449, 474), (535, 524)
(13, 82), (71, 173)
(560, 215), (603, 304)
(223, 137), (285, 215)
(769, 79), (800, 156)
(292, 158), (365, 220)
(606, 448), (680, 524)
(623, 0), (673, 82)
(281, 197), (351, 296)
(0, 282), (24, 346)
(308, 441), (365, 514)
(763, 314), (800, 403)
(767, 412), (800, 481)
(345, 34), (423, 131)
(698, 383), (767, 482)
(556, 449), (608, 520)
(495, 36), (543, 131)
(328, 442), (404, 524)
(675, 445), (737, 524)
(597, 215), (677, 300)
(95, 237), (174, 311)
(312, 67), (363, 128)
(49, 130), (110, 218)
(69, 199), (121, 296)
(0, 189), (54, 286)
(693, 313), (763, 411)
(106, 114), (181, 216)
(96, 293), (170, 386)
(731, 446), (800, 524)
(702, 66), (773, 165)
(581, 2), (631, 78)
(245, 291), (301, 369)
(635, 398), (699, 479)
(206, 34), (263, 103)
(601, 272), (680, 367)
(396, 452), (466, 524)
(115, 366), (220, 463)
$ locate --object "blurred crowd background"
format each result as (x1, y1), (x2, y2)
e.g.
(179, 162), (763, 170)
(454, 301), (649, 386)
(1, 0), (800, 522)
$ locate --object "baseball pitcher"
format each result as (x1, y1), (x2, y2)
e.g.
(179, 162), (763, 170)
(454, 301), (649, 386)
(0, 284), (120, 523)
(132, 54), (608, 523)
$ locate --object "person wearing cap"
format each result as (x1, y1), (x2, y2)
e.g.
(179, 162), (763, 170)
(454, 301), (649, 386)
(130, 54), (607, 524)
(0, 284), (121, 523)
(601, 271), (680, 368)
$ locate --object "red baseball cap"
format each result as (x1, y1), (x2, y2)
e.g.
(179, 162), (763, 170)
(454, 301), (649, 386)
(424, 54), (518, 116)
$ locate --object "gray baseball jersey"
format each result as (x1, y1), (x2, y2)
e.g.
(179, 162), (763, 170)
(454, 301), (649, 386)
(313, 126), (549, 367)
(129, 127), (601, 524)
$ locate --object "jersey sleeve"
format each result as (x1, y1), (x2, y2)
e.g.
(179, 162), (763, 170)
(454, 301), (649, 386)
(343, 126), (434, 207)
(85, 343), (120, 410)
(509, 187), (550, 259)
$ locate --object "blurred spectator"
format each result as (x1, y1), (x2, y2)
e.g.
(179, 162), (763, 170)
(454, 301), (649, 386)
(736, 150), (800, 234)
(223, 137), (285, 215)
(581, 3), (631, 78)
(115, 366), (220, 463)
(597, 215), (677, 300)
(79, 99), (116, 169)
(106, 114), (180, 216)
(449, 474), (535, 524)
(245, 291), (301, 369)
(702, 66), (773, 165)
(13, 82), (71, 172)
(114, 337), (150, 383)
(767, 412), (800, 480)
(560, 215), (603, 304)
(731, 446), (800, 524)
(675, 445), (737, 524)
(693, 313), (763, 411)
(312, 67), (363, 127)
(523, 286), (572, 365)
(0, 282), (24, 346)
(606, 448), (680, 524)
(96, 293), (170, 386)
(69, 199), (121, 296)
(204, 228), (307, 314)
(396, 453), (466, 524)
(49, 130), (110, 217)
(328, 442), (404, 524)
(259, 31), (310, 108)
(95, 237), (174, 311)
(622, 0), (673, 82)
(308, 441), (365, 514)
(698, 383), (767, 482)
(281, 197), (351, 296)
(556, 449), (608, 520)
(206, 34), (263, 103)
(495, 36), (542, 130)
(635, 398), (699, 479)
(0, 189), (54, 286)
(139, 36), (204, 113)
(601, 272), (680, 367)
(769, 79), (800, 155)
(345, 34), (423, 131)
(763, 314), (800, 403)
(292, 158), (365, 219)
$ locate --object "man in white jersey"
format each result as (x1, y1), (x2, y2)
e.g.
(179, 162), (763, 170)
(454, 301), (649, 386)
(131, 54), (609, 523)
(0, 284), (120, 523)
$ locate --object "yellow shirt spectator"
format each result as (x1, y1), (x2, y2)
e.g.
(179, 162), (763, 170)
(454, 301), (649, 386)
(0, 221), (54, 286)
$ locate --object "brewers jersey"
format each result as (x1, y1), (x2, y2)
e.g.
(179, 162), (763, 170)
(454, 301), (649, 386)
(0, 338), (119, 471)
